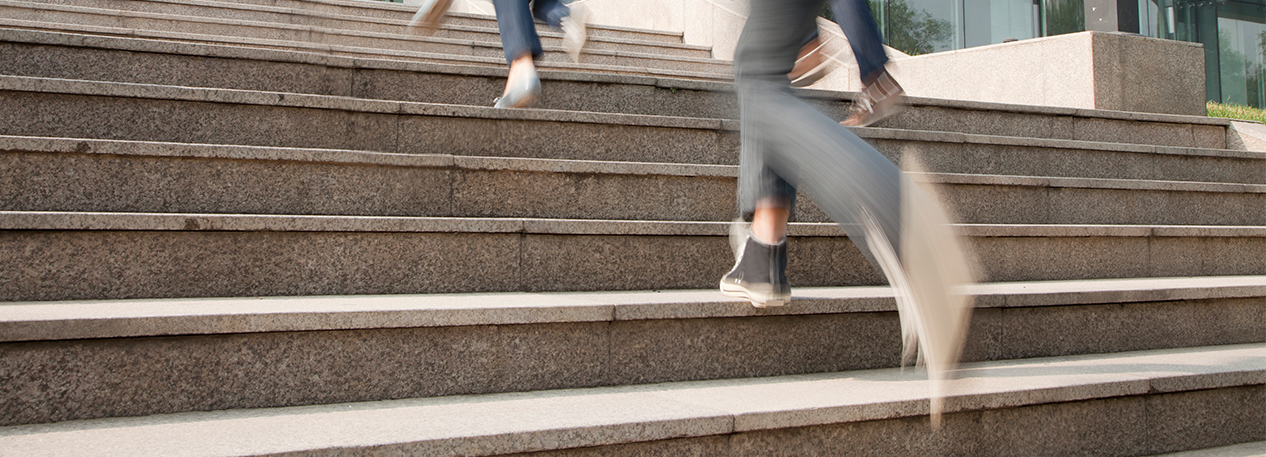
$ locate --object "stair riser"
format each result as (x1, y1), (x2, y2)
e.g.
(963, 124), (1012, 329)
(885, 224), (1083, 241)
(4, 89), (1255, 188)
(2, 297), (1260, 427)
(21, 0), (711, 58)
(201, 0), (687, 42)
(4, 150), (1264, 226)
(0, 39), (1233, 150)
(494, 386), (1266, 457)
(0, 90), (737, 164)
(880, 105), (1229, 150)
(24, 0), (687, 43)
(0, 6), (722, 71)
(3, 228), (1266, 301)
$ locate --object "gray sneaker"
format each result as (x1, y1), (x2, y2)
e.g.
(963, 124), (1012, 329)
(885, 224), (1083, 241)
(720, 232), (790, 308)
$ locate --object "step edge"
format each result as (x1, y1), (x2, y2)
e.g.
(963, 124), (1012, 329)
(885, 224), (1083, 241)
(5, 211), (1266, 238)
(0, 344), (1260, 456)
(6, 75), (1256, 157)
(5, 135), (1266, 192)
(2, 277), (1264, 342)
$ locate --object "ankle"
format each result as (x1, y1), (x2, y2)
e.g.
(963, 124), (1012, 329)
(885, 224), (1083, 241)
(506, 56), (536, 90)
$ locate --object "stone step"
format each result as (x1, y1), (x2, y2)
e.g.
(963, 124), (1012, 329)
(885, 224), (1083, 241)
(1, 344), (1261, 455)
(0, 1), (729, 73)
(30, 0), (702, 52)
(0, 77), (1251, 180)
(203, 0), (688, 43)
(0, 21), (727, 81)
(0, 28), (1233, 149)
(4, 136), (1264, 226)
(1153, 441), (1266, 456)
(3, 211), (1265, 301)
(1, 276), (1262, 427)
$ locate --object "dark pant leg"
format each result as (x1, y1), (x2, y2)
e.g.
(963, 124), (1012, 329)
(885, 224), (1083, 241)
(531, 0), (569, 27)
(829, 0), (888, 80)
(736, 0), (903, 260)
(492, 0), (542, 64)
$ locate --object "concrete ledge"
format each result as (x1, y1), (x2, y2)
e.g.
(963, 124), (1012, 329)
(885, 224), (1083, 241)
(0, 344), (1260, 456)
(1229, 121), (1266, 152)
(890, 32), (1207, 116)
(1, 276), (1264, 342)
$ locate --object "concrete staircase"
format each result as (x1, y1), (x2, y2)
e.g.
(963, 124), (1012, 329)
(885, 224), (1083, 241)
(0, 0), (1263, 455)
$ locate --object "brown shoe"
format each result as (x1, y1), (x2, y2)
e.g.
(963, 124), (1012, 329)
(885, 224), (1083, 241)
(841, 69), (905, 127)
(789, 37), (833, 88)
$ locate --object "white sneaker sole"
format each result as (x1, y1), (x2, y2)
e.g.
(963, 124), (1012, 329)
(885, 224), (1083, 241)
(720, 280), (789, 308)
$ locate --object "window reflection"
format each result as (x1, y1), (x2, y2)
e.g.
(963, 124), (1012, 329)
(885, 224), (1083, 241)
(873, 0), (956, 54)
(965, 0), (1041, 47)
(1218, 17), (1266, 107)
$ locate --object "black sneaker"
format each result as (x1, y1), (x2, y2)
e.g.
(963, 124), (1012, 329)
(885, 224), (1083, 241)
(720, 233), (791, 307)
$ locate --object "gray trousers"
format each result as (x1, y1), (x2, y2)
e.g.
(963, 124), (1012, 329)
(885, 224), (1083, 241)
(735, 0), (903, 260)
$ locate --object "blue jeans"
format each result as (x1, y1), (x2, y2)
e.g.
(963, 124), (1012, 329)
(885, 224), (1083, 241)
(806, 0), (889, 81)
(491, 0), (570, 65)
(736, 0), (904, 260)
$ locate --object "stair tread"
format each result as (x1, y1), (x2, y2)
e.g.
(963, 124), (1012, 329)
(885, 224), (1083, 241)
(0, 20), (732, 80)
(3, 276), (1264, 342)
(6, 210), (1266, 236)
(3, 76), (1252, 159)
(5, 134), (1265, 188)
(3, 0), (688, 41)
(1155, 441), (1266, 457)
(0, 0), (723, 61)
(0, 344), (1261, 456)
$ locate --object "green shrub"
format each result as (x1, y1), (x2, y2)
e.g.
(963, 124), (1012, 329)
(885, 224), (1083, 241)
(1207, 102), (1266, 124)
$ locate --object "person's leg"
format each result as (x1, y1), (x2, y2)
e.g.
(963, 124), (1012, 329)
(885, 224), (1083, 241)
(736, 0), (900, 258)
(732, 0), (973, 424)
(531, 0), (569, 26)
(491, 0), (542, 107)
(492, 0), (542, 65)
(830, 0), (887, 81)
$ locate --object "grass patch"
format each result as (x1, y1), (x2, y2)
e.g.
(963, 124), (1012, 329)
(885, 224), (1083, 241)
(1207, 102), (1266, 124)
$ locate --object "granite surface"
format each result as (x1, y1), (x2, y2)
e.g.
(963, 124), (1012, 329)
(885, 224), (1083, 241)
(0, 344), (1260, 455)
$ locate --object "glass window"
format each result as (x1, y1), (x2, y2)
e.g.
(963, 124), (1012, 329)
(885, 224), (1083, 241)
(965, 0), (1041, 47)
(1217, 16), (1266, 107)
(875, 0), (959, 55)
(1042, 0), (1086, 36)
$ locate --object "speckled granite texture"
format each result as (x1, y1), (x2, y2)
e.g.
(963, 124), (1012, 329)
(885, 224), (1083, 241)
(1, 298), (1261, 427)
